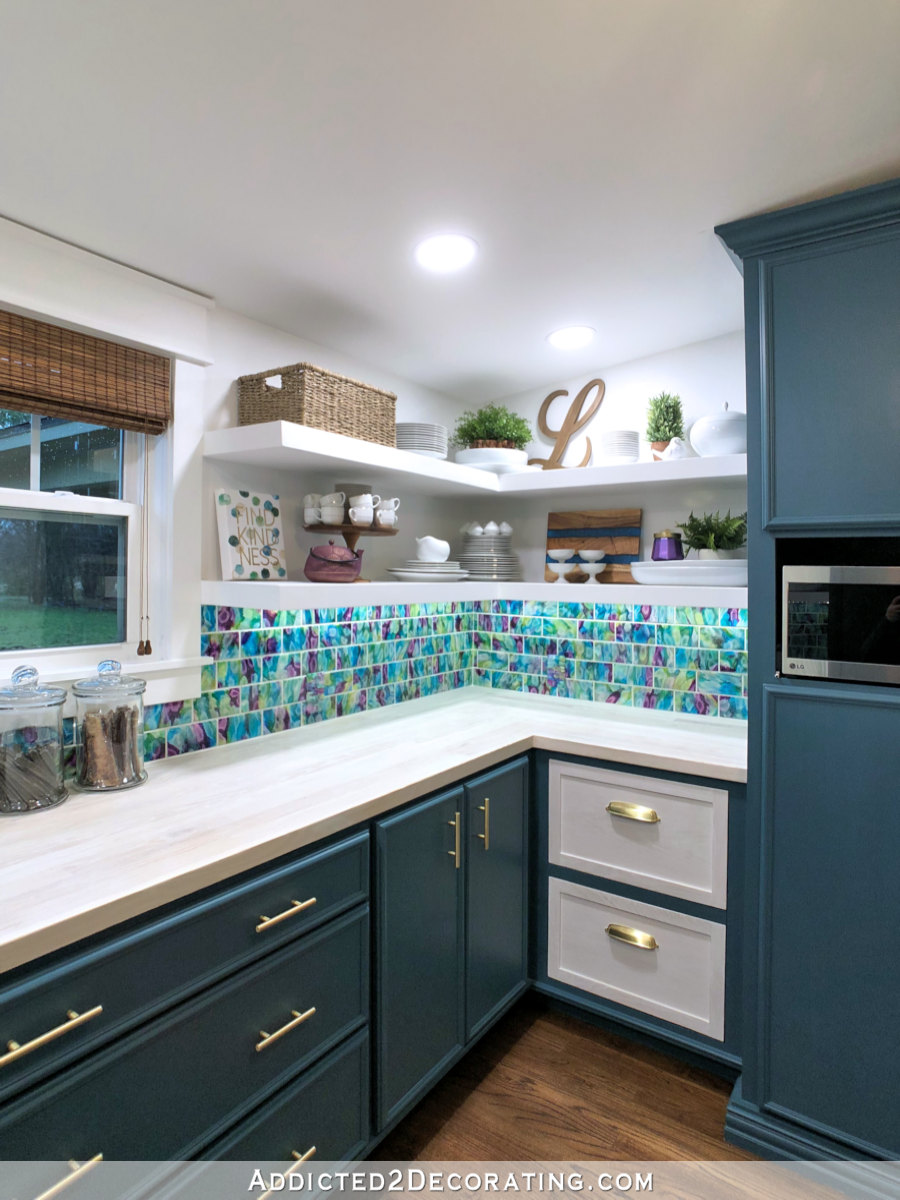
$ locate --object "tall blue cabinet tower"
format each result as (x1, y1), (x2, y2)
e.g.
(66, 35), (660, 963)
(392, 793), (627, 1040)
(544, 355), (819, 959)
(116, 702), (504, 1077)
(716, 179), (900, 1161)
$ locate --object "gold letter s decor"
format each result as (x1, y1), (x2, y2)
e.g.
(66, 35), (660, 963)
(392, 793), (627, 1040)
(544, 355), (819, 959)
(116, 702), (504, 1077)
(528, 378), (605, 469)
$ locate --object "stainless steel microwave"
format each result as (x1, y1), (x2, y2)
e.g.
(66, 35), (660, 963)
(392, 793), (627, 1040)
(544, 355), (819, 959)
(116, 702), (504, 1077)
(782, 566), (900, 685)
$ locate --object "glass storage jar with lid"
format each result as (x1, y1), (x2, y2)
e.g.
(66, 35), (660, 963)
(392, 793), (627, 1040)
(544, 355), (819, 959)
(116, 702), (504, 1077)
(73, 659), (147, 791)
(0, 665), (68, 815)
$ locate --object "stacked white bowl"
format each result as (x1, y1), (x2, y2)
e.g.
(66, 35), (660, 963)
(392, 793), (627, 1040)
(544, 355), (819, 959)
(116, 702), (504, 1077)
(395, 423), (449, 459)
(596, 429), (640, 464)
(458, 521), (522, 581)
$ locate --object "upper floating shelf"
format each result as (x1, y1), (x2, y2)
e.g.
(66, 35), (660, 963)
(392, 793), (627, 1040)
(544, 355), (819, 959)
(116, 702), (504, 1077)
(203, 421), (747, 499)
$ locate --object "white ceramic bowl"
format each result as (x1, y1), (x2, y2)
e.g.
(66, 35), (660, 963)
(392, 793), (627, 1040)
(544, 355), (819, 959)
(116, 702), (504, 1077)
(689, 404), (747, 456)
(578, 549), (606, 562)
(455, 447), (528, 466)
(547, 548), (575, 562)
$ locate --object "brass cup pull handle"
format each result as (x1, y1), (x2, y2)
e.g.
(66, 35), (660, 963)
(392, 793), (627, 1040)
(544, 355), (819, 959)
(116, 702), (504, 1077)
(256, 1005), (317, 1053)
(477, 797), (490, 850)
(258, 1150), (316, 1200)
(33, 1154), (103, 1200)
(256, 896), (317, 934)
(447, 811), (461, 869)
(606, 800), (660, 824)
(1, 1005), (103, 1071)
(606, 923), (659, 951)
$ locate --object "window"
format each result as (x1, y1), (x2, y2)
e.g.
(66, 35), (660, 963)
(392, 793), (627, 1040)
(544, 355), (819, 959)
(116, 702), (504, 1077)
(0, 407), (141, 655)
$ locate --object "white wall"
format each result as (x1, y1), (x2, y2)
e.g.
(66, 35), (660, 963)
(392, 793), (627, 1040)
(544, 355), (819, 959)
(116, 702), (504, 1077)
(202, 308), (465, 580)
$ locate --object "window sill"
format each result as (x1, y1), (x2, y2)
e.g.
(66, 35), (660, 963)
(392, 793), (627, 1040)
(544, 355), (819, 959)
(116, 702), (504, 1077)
(0, 653), (211, 715)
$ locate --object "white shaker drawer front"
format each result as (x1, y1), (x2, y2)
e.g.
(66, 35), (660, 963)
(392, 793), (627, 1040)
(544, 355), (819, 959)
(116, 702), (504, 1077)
(548, 760), (728, 908)
(547, 877), (725, 1040)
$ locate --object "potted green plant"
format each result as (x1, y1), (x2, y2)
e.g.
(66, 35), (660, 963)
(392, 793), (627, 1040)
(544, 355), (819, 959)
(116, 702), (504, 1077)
(453, 404), (533, 470)
(646, 392), (685, 459)
(677, 510), (747, 559)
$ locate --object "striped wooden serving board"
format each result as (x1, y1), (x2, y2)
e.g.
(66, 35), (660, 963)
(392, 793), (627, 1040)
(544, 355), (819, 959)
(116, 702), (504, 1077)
(545, 508), (643, 584)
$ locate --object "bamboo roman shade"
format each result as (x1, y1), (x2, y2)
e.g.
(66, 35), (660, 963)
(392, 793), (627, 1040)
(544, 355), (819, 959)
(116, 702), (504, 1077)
(0, 309), (171, 434)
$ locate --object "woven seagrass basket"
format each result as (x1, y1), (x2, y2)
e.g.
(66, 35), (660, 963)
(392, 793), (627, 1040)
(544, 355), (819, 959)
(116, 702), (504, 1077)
(237, 362), (396, 446)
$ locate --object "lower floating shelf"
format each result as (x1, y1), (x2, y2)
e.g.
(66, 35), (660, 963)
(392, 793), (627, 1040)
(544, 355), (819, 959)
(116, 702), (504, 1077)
(202, 579), (748, 611)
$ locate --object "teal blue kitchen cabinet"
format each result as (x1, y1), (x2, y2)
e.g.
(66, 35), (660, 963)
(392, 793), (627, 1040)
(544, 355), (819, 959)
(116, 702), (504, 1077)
(739, 686), (900, 1158)
(374, 757), (529, 1132)
(0, 831), (371, 1167)
(717, 177), (900, 1161)
(717, 178), (900, 532)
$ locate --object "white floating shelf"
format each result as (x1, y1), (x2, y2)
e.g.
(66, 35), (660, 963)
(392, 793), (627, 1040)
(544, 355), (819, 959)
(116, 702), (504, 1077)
(203, 422), (747, 499)
(203, 579), (748, 611)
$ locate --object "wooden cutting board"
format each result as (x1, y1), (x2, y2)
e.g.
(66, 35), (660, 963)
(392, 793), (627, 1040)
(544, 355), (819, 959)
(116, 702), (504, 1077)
(545, 508), (643, 584)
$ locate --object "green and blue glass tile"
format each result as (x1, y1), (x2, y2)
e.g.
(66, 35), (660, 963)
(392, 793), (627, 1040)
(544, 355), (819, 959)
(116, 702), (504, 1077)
(476, 650), (509, 672)
(200, 662), (217, 693)
(335, 644), (364, 669)
(523, 635), (556, 658)
(542, 616), (578, 639)
(144, 729), (167, 762)
(282, 626), (315, 652)
(653, 668), (697, 692)
(316, 621), (352, 647)
(719, 607), (748, 628)
(350, 621), (377, 644)
(491, 632), (523, 654)
(567, 679), (594, 701)
(516, 614), (544, 635)
(698, 669), (743, 696)
(473, 668), (492, 688)
(508, 653), (543, 675)
(575, 660), (613, 683)
(615, 621), (653, 644)
(718, 650), (748, 673)
(544, 654), (576, 679)
(216, 606), (261, 632)
(201, 605), (217, 634)
(593, 683), (634, 706)
(167, 721), (217, 756)
(635, 644), (674, 668)
(523, 600), (558, 617)
(555, 638), (592, 660)
(304, 648), (337, 674)
(244, 681), (282, 711)
(593, 603), (630, 621)
(577, 619), (615, 642)
(557, 601), (593, 620)
(192, 687), (242, 722)
(632, 604), (674, 624)
(675, 605), (719, 627)
(675, 692), (716, 716)
(697, 625), (746, 651)
(719, 696), (748, 720)
(633, 687), (675, 711)
(367, 683), (400, 708)
(144, 700), (192, 731)
(655, 623), (696, 647)
(281, 677), (304, 705)
(218, 712), (262, 743)
(262, 704), (302, 734)
(593, 642), (632, 664)
(612, 663), (653, 687)
(335, 690), (367, 717)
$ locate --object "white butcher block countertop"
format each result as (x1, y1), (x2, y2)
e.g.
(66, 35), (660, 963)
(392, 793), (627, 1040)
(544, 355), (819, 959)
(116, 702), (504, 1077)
(0, 690), (746, 972)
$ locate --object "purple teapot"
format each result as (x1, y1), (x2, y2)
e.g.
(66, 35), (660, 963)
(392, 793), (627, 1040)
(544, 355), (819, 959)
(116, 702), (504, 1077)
(304, 539), (363, 583)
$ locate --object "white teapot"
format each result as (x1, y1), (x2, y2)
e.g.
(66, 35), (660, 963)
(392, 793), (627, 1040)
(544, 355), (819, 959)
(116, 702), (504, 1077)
(416, 536), (451, 563)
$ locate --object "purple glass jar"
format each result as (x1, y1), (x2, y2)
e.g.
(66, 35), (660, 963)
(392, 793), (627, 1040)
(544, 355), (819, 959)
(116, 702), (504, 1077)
(651, 530), (684, 561)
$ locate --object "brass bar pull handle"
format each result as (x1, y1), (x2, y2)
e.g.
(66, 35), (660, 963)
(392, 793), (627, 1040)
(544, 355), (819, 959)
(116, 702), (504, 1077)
(256, 896), (317, 934)
(258, 1149), (317, 1200)
(447, 812), (461, 869)
(33, 1154), (103, 1200)
(606, 800), (660, 824)
(256, 1005), (316, 1053)
(1, 1006), (103, 1070)
(477, 797), (490, 850)
(606, 923), (659, 951)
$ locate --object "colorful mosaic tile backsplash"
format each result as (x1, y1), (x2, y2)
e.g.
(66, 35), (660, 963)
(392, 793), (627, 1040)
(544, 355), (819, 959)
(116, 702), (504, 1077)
(68, 599), (746, 767)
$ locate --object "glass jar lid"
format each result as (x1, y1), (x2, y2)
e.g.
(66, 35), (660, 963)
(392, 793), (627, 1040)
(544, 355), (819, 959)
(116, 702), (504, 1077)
(0, 665), (68, 710)
(72, 659), (147, 699)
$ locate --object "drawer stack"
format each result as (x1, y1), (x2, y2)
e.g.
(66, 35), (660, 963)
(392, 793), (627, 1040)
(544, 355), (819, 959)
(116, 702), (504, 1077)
(0, 831), (371, 1169)
(539, 755), (738, 1056)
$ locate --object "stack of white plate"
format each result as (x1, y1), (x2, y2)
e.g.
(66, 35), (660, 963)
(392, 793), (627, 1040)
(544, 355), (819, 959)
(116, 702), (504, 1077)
(387, 560), (469, 581)
(596, 429), (640, 464)
(458, 533), (523, 581)
(395, 423), (449, 459)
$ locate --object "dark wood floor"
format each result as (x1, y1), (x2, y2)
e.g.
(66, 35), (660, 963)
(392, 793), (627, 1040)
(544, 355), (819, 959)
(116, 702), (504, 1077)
(373, 998), (756, 1161)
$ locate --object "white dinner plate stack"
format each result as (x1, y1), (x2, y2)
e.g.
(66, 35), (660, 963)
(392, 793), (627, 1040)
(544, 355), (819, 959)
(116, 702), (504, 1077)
(596, 429), (640, 463)
(395, 423), (449, 459)
(387, 559), (469, 581)
(458, 532), (523, 581)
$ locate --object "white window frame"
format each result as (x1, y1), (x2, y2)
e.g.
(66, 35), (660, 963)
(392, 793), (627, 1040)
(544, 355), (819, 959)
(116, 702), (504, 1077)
(0, 484), (141, 667)
(0, 215), (213, 708)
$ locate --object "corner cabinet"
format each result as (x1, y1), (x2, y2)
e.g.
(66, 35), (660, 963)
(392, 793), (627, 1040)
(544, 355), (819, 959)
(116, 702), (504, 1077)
(717, 177), (900, 1161)
(374, 757), (529, 1132)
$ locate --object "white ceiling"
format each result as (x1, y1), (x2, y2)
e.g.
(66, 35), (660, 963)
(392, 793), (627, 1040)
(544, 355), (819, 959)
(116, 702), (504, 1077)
(2, 1), (899, 401)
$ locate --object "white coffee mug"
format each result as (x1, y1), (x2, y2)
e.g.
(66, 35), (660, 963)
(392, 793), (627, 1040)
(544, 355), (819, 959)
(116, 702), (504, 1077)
(377, 497), (400, 512)
(348, 505), (373, 527)
(375, 509), (397, 528)
(349, 493), (380, 508)
(303, 493), (320, 507)
(320, 491), (346, 506)
(304, 506), (321, 525)
(320, 504), (345, 524)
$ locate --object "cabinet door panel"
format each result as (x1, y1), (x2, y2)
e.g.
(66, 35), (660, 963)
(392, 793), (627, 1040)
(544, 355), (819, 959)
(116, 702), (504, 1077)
(765, 234), (900, 526)
(465, 759), (528, 1039)
(375, 788), (464, 1129)
(762, 688), (900, 1154)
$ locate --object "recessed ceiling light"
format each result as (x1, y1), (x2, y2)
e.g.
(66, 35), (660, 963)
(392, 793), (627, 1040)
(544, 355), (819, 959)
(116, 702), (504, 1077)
(415, 233), (478, 273)
(547, 325), (596, 350)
